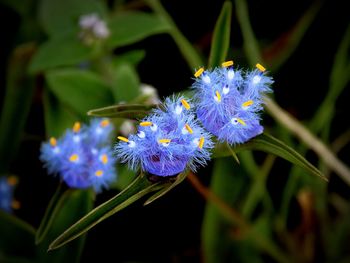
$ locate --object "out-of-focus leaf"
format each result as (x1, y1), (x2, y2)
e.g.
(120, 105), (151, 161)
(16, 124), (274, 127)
(87, 104), (157, 119)
(49, 173), (162, 250)
(0, 43), (36, 173)
(35, 183), (66, 244)
(107, 11), (171, 49)
(38, 0), (106, 36)
(265, 1), (322, 71)
(202, 158), (247, 263)
(144, 170), (188, 205)
(0, 211), (36, 260)
(208, 1), (232, 68)
(111, 63), (140, 102)
(37, 189), (93, 263)
(213, 133), (326, 181)
(112, 50), (146, 67)
(46, 69), (114, 117)
(43, 89), (79, 137)
(29, 31), (93, 73)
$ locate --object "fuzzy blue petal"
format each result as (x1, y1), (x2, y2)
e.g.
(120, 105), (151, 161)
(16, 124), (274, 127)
(0, 177), (15, 213)
(191, 65), (273, 144)
(115, 96), (213, 177)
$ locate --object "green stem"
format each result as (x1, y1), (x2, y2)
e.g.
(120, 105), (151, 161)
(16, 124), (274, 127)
(146, 0), (204, 69)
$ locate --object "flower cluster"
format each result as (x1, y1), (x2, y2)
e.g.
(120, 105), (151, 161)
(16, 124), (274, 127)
(40, 119), (117, 193)
(115, 97), (213, 177)
(191, 61), (273, 144)
(0, 176), (19, 213)
(78, 13), (110, 45)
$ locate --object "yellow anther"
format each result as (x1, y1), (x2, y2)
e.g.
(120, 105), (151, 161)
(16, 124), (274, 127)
(69, 154), (79, 162)
(140, 121), (152, 127)
(100, 119), (110, 127)
(194, 67), (204, 78)
(215, 91), (221, 102)
(222, 60), (234, 67)
(73, 122), (81, 133)
(256, 63), (266, 72)
(181, 99), (190, 110)
(158, 139), (171, 144)
(101, 154), (108, 164)
(185, 124), (193, 134)
(7, 176), (18, 186)
(198, 137), (205, 149)
(95, 170), (103, 177)
(49, 137), (57, 147)
(11, 200), (20, 210)
(237, 118), (246, 126)
(242, 100), (254, 108)
(117, 136), (129, 142)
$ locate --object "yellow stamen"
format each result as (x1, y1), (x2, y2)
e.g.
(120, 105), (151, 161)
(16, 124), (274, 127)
(11, 200), (20, 210)
(49, 137), (57, 147)
(222, 60), (234, 67)
(237, 118), (246, 125)
(215, 91), (221, 102)
(181, 99), (190, 110)
(69, 154), (79, 162)
(185, 124), (193, 134)
(73, 122), (81, 133)
(117, 136), (129, 142)
(95, 170), (103, 177)
(7, 176), (18, 186)
(194, 67), (204, 78)
(256, 63), (266, 72)
(140, 121), (152, 127)
(101, 154), (108, 164)
(242, 100), (254, 108)
(158, 139), (171, 144)
(100, 119), (110, 127)
(198, 137), (205, 149)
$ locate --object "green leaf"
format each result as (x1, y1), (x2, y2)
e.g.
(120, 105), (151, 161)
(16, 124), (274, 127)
(0, 43), (36, 173)
(38, 0), (106, 36)
(37, 189), (93, 263)
(49, 173), (162, 250)
(111, 63), (140, 102)
(46, 69), (114, 117)
(29, 31), (93, 73)
(35, 183), (66, 244)
(208, 1), (232, 68)
(112, 50), (146, 67)
(144, 170), (189, 205)
(87, 103), (157, 119)
(43, 89), (79, 137)
(107, 11), (171, 49)
(0, 211), (36, 259)
(213, 133), (326, 181)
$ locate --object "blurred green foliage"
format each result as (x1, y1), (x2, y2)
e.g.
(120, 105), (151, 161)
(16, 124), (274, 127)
(0, 0), (349, 262)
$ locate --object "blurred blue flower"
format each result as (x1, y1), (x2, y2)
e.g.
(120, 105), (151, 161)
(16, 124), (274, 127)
(115, 96), (213, 177)
(0, 176), (19, 213)
(191, 61), (273, 144)
(40, 119), (117, 193)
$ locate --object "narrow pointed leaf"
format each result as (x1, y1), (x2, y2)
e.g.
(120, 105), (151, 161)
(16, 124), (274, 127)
(35, 183), (67, 244)
(208, 1), (232, 68)
(144, 170), (189, 205)
(213, 133), (326, 180)
(87, 103), (157, 118)
(49, 173), (162, 250)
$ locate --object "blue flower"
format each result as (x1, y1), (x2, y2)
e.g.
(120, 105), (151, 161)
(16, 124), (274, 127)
(191, 61), (273, 144)
(0, 176), (19, 213)
(40, 118), (117, 193)
(115, 96), (213, 177)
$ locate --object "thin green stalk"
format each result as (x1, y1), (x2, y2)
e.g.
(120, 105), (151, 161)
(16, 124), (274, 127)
(146, 0), (204, 69)
(188, 173), (291, 263)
